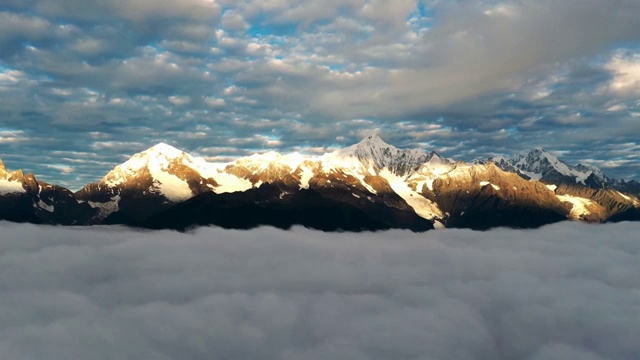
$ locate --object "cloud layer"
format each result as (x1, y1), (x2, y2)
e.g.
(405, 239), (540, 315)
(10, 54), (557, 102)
(0, 0), (639, 188)
(1, 222), (639, 359)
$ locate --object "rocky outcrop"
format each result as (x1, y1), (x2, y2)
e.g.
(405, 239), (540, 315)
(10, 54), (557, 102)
(553, 182), (640, 222)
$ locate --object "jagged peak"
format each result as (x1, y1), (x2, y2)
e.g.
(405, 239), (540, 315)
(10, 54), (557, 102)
(488, 155), (509, 163)
(0, 159), (27, 181)
(347, 135), (428, 154)
(575, 163), (603, 172)
(335, 135), (397, 156)
(513, 148), (567, 166)
(426, 151), (451, 164)
(325, 135), (433, 176)
(516, 147), (552, 158)
(355, 134), (394, 149)
(498, 147), (612, 186)
(483, 149), (551, 166)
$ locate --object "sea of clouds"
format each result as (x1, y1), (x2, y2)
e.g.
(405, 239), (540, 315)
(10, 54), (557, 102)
(0, 221), (638, 360)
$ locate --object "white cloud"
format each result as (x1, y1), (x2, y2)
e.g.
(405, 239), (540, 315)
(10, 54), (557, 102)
(606, 52), (640, 96)
(221, 10), (249, 31)
(0, 130), (27, 144)
(204, 97), (226, 107)
(35, 0), (221, 22)
(0, 12), (51, 41)
(168, 95), (192, 106)
(45, 164), (75, 174)
(360, 0), (417, 31)
(2, 0), (640, 188)
(0, 222), (638, 359)
(0, 68), (34, 86)
(311, 0), (640, 116)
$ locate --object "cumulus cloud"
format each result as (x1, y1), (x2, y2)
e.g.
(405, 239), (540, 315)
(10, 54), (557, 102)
(605, 51), (640, 96)
(31, 0), (221, 22)
(309, 0), (640, 116)
(0, 222), (639, 360)
(1, 0), (640, 187)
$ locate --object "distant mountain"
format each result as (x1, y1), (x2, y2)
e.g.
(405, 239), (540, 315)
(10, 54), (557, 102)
(612, 179), (640, 196)
(2, 136), (640, 230)
(478, 148), (610, 188)
(478, 148), (640, 222)
(0, 159), (95, 224)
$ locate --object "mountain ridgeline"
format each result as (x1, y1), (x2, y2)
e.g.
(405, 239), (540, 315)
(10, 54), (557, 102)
(1, 136), (639, 231)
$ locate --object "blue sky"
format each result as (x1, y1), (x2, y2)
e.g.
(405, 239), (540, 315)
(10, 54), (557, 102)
(0, 0), (639, 189)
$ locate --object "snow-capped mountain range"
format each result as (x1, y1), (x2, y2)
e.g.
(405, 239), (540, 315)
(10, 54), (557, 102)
(2, 135), (640, 230)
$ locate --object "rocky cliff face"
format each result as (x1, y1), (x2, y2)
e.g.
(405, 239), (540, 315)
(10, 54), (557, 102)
(421, 163), (569, 229)
(552, 182), (640, 222)
(475, 147), (640, 223)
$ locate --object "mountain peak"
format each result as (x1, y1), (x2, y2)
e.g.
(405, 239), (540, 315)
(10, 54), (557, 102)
(329, 135), (431, 176)
(356, 134), (392, 149)
(99, 142), (196, 192)
(141, 143), (186, 158)
(518, 147), (551, 157)
(515, 147), (561, 162)
(0, 158), (5, 173)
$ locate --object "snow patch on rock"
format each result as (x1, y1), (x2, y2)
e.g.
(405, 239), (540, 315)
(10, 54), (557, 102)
(88, 195), (121, 219)
(36, 199), (54, 212)
(209, 168), (253, 194)
(480, 181), (500, 190)
(557, 194), (595, 219)
(379, 169), (442, 220)
(0, 179), (25, 195)
(148, 159), (193, 202)
(298, 166), (314, 190)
